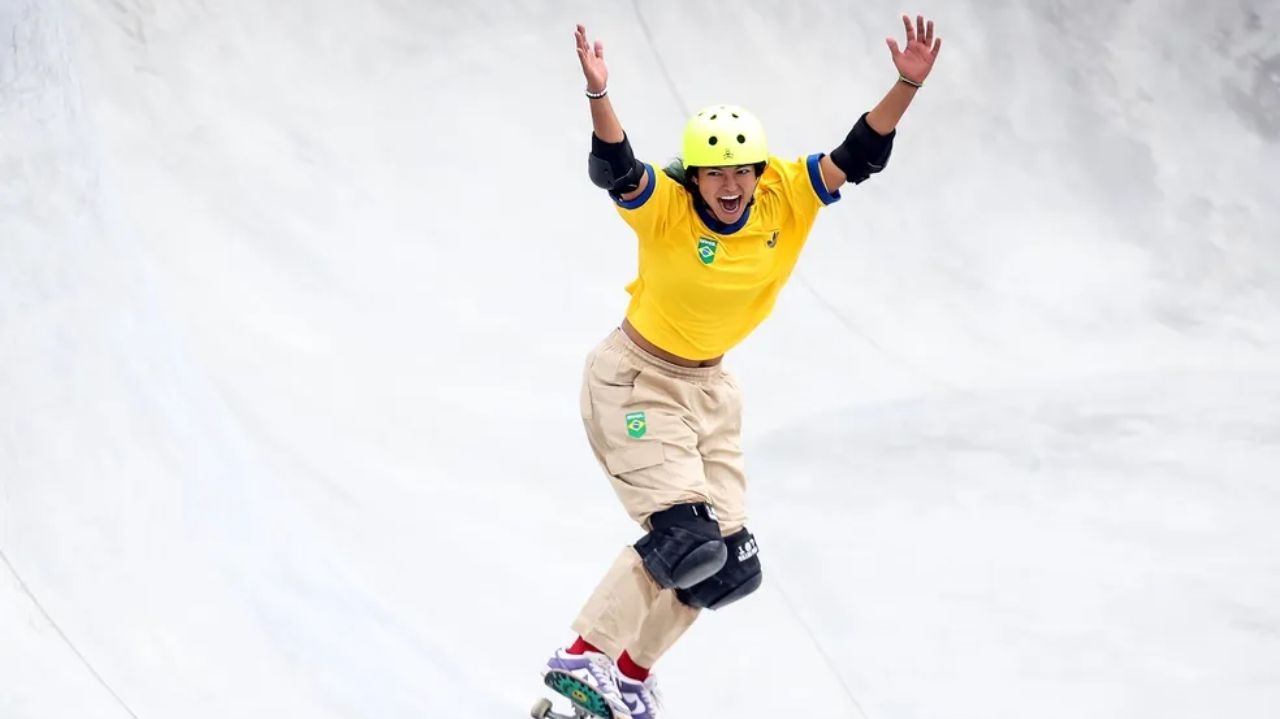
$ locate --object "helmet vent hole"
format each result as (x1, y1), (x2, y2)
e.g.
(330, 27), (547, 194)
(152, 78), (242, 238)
(710, 114), (717, 120)
(732, 113), (739, 118)
(708, 136), (718, 146)
(737, 134), (746, 143)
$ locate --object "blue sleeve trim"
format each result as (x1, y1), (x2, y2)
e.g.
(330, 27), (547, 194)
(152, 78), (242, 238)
(613, 164), (656, 209)
(806, 153), (841, 205)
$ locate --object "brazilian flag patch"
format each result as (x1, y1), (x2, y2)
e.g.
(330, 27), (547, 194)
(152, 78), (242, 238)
(697, 237), (718, 265)
(625, 411), (647, 439)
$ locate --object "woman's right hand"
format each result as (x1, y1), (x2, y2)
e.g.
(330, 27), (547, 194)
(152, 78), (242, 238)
(574, 24), (609, 94)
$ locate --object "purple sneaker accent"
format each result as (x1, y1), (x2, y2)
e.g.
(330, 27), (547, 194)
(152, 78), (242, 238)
(542, 648), (630, 718)
(616, 673), (662, 719)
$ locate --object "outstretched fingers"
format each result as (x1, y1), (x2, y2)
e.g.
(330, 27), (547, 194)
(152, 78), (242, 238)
(898, 14), (942, 55)
(574, 25), (605, 61)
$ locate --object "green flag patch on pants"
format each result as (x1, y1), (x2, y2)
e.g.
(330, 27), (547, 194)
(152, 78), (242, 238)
(625, 411), (647, 438)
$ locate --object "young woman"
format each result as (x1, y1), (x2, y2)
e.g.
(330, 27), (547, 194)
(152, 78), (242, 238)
(541, 15), (943, 719)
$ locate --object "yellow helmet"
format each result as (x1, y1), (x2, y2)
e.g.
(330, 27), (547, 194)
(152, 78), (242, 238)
(681, 104), (768, 168)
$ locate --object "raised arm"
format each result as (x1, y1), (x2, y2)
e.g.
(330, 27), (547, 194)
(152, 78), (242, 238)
(819, 14), (943, 191)
(575, 24), (649, 202)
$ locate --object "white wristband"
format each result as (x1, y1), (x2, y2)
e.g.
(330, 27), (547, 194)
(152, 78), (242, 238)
(585, 86), (608, 99)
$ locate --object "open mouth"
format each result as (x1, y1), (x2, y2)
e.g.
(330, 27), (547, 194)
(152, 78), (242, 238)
(717, 194), (742, 215)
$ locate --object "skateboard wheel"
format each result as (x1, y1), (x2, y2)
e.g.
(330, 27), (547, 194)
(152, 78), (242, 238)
(531, 698), (553, 718)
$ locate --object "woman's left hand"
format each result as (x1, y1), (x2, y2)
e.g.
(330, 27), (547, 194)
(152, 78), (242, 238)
(887, 14), (942, 85)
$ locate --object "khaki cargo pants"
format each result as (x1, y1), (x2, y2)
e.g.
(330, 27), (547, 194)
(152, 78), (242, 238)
(570, 328), (748, 668)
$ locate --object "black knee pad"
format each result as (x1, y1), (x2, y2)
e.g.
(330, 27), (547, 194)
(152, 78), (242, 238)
(633, 503), (727, 589)
(676, 528), (763, 610)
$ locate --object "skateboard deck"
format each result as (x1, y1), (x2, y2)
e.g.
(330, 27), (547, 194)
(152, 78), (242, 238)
(532, 669), (619, 719)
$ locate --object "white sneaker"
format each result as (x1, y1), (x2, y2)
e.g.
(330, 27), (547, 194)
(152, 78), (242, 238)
(542, 648), (632, 718)
(616, 672), (662, 719)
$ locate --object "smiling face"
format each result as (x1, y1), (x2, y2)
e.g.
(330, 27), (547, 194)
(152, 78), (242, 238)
(691, 165), (761, 224)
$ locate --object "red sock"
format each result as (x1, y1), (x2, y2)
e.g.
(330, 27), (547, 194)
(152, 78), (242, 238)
(568, 637), (603, 656)
(616, 651), (650, 682)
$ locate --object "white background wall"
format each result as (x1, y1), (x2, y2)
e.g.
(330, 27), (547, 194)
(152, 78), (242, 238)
(3, 1), (1278, 717)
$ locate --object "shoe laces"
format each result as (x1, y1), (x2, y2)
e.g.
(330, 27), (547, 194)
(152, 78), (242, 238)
(585, 654), (625, 703)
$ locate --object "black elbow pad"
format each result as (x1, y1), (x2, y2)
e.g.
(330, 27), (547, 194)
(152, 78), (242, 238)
(829, 112), (896, 184)
(588, 132), (645, 194)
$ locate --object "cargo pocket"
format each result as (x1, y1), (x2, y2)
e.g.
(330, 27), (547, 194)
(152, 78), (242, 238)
(604, 441), (665, 478)
(582, 351), (641, 423)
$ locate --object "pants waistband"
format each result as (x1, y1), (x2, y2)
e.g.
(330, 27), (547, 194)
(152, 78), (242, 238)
(604, 328), (724, 382)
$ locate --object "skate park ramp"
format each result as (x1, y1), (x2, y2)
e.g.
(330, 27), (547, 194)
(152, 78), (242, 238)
(3, 0), (1279, 717)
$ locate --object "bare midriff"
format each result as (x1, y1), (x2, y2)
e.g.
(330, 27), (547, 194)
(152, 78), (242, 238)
(620, 317), (724, 367)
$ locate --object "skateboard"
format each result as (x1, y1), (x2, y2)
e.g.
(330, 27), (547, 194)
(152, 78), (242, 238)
(531, 669), (619, 719)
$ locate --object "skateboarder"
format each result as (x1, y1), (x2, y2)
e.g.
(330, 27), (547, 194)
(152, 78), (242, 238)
(542, 15), (943, 719)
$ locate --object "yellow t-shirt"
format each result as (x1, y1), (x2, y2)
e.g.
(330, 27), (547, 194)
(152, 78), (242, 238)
(612, 154), (840, 360)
